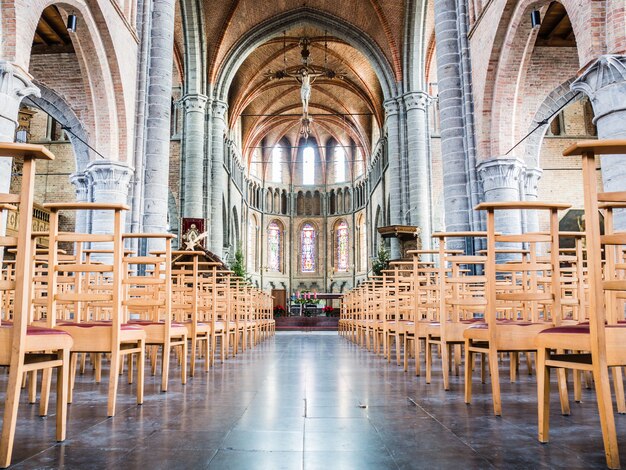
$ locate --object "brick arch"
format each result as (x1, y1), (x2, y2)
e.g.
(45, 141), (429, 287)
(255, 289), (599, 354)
(10, 0), (132, 162)
(523, 77), (581, 168)
(30, 79), (91, 171)
(478, 0), (604, 160)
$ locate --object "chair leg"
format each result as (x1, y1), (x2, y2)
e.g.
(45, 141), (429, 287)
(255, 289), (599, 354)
(612, 367), (626, 414)
(510, 352), (518, 383)
(441, 341), (450, 391)
(464, 341), (473, 405)
(0, 359), (25, 467)
(161, 341), (170, 392)
(128, 352), (134, 384)
(593, 363), (620, 469)
(68, 353), (78, 404)
(537, 347), (550, 443)
(557, 368), (571, 416)
(488, 347), (502, 416)
(28, 371), (37, 404)
(39, 368), (52, 416)
(181, 339), (188, 385)
(95, 353), (102, 383)
(56, 349), (70, 442)
(190, 335), (197, 377)
(415, 336), (421, 377)
(107, 349), (121, 417)
(137, 341), (145, 405)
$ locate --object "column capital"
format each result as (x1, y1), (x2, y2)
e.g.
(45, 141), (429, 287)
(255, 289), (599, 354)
(572, 55), (626, 97)
(477, 157), (526, 193)
(523, 167), (543, 199)
(181, 93), (208, 112)
(0, 61), (40, 141)
(212, 99), (228, 120)
(403, 91), (431, 111)
(69, 172), (90, 201)
(85, 160), (134, 200)
(571, 55), (626, 120)
(383, 98), (401, 117)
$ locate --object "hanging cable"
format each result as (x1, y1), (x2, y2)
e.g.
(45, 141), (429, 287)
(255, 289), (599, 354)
(504, 92), (580, 156)
(23, 96), (106, 160)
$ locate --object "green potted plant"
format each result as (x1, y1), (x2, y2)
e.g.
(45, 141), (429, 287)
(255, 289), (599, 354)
(322, 306), (334, 317)
(229, 245), (251, 283)
(372, 244), (390, 276)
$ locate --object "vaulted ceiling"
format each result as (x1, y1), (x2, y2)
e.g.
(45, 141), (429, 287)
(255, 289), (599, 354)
(175, 0), (408, 169)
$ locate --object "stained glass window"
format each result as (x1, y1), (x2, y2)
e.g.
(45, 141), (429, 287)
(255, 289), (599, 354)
(301, 223), (316, 273)
(303, 147), (314, 185)
(267, 221), (281, 272)
(336, 220), (349, 272)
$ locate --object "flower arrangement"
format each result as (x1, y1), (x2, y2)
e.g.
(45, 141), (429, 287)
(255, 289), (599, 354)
(322, 306), (334, 317)
(293, 290), (320, 305)
(273, 305), (286, 317)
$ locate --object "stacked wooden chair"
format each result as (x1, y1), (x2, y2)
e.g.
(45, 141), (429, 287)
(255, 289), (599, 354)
(0, 143), (73, 468)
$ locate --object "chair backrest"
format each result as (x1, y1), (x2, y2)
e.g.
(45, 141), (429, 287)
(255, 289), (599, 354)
(475, 201), (571, 331)
(0, 143), (54, 360)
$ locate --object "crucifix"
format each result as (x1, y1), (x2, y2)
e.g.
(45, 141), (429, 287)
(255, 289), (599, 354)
(266, 35), (344, 125)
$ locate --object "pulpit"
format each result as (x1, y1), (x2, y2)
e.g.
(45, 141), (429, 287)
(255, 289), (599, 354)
(377, 225), (422, 259)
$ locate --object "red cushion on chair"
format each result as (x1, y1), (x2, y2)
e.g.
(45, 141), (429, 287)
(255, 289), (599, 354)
(27, 326), (71, 336)
(539, 324), (590, 335)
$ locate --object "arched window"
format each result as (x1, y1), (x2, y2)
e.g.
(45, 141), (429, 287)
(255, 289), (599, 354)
(335, 220), (349, 272)
(271, 146), (282, 182)
(334, 146), (346, 182)
(301, 223), (316, 273)
(303, 147), (314, 185)
(248, 215), (258, 272)
(267, 220), (282, 272)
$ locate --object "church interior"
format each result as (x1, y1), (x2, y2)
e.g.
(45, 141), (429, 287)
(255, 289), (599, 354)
(1, 0), (626, 468)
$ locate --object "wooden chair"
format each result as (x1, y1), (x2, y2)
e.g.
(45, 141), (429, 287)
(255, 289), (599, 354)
(426, 232), (488, 390)
(124, 234), (187, 392)
(403, 250), (455, 376)
(170, 251), (213, 375)
(464, 201), (570, 416)
(0, 143), (73, 468)
(44, 202), (146, 417)
(536, 140), (626, 469)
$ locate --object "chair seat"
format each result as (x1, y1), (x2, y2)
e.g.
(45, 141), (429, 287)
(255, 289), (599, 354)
(464, 322), (552, 350)
(55, 323), (146, 352)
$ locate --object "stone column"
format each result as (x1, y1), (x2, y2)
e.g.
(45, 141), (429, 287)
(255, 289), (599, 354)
(209, 100), (228, 258)
(85, 161), (133, 261)
(69, 172), (91, 235)
(572, 55), (626, 230)
(522, 167), (542, 233)
(433, 0), (472, 247)
(383, 98), (403, 259)
(404, 91), (432, 250)
(181, 93), (208, 218)
(142, 0), (176, 249)
(477, 158), (525, 260)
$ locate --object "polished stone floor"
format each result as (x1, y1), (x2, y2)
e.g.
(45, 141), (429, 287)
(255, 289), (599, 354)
(6, 332), (626, 469)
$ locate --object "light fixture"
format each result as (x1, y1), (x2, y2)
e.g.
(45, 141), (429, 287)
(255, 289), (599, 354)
(67, 13), (77, 33)
(530, 9), (541, 28)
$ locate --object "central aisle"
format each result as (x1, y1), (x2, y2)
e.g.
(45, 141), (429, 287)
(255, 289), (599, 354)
(12, 332), (619, 469)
